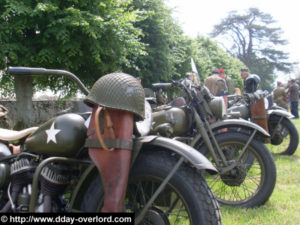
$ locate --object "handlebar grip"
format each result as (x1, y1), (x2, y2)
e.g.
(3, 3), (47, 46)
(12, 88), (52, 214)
(8, 67), (47, 76)
(152, 83), (172, 89)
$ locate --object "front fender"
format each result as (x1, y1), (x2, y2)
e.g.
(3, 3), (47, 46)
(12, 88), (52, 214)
(132, 135), (217, 173)
(211, 119), (270, 138)
(268, 109), (294, 119)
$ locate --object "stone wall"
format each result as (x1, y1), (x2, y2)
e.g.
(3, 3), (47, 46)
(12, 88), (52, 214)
(0, 100), (92, 129)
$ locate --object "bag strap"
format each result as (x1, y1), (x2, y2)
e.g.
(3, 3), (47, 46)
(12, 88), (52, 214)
(85, 138), (133, 150)
(95, 106), (116, 151)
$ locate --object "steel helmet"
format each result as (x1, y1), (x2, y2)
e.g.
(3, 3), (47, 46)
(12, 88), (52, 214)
(84, 72), (145, 121)
(244, 74), (261, 93)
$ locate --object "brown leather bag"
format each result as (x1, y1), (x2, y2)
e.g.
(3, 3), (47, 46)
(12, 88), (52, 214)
(87, 106), (133, 212)
(251, 98), (269, 133)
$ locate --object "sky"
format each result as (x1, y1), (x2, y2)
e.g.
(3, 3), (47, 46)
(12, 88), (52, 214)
(166, 0), (300, 81)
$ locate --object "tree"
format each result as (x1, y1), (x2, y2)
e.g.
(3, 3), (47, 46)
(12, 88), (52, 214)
(0, 0), (145, 127)
(210, 8), (293, 91)
(0, 0), (145, 89)
(125, 0), (186, 87)
(191, 36), (245, 88)
(126, 1), (246, 89)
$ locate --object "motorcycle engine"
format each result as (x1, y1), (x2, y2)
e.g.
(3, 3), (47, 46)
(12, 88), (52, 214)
(1, 156), (77, 212)
(5, 157), (38, 212)
(36, 163), (76, 212)
(40, 163), (74, 197)
(0, 143), (11, 188)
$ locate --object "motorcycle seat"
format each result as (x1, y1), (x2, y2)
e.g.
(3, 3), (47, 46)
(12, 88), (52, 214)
(0, 127), (38, 141)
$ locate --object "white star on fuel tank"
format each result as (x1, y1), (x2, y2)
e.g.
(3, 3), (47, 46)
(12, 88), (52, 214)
(45, 122), (61, 144)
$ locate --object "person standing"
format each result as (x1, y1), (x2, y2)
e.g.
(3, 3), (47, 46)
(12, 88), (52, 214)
(240, 68), (249, 91)
(219, 68), (235, 95)
(204, 70), (225, 96)
(288, 79), (299, 118)
(273, 81), (288, 110)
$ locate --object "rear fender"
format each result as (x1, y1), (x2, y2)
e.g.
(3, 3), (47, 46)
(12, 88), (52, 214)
(211, 119), (270, 138)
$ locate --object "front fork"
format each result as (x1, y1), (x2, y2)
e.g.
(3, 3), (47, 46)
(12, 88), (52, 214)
(135, 157), (184, 225)
(191, 108), (257, 174)
(269, 116), (284, 139)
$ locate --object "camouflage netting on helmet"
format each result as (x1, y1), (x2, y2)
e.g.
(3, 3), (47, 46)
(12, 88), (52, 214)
(84, 72), (145, 121)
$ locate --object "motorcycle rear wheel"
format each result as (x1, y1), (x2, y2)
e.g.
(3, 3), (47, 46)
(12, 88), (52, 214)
(268, 116), (299, 155)
(197, 132), (276, 208)
(80, 150), (222, 225)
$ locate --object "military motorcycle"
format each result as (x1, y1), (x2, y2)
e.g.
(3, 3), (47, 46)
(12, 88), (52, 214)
(150, 77), (276, 208)
(0, 67), (222, 225)
(227, 74), (299, 155)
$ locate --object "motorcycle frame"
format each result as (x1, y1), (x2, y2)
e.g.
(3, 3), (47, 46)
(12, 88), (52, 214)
(8, 129), (214, 214)
(267, 110), (294, 142)
(191, 106), (258, 174)
(228, 93), (294, 139)
(165, 81), (269, 174)
(7, 67), (217, 216)
(25, 154), (185, 216)
(68, 136), (216, 217)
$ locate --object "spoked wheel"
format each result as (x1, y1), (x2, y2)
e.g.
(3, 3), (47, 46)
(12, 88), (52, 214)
(197, 132), (276, 208)
(81, 151), (222, 225)
(267, 116), (299, 155)
(126, 177), (190, 225)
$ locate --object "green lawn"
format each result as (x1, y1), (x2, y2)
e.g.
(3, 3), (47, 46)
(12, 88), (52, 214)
(221, 119), (300, 225)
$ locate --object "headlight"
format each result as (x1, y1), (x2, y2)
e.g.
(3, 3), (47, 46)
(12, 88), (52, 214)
(135, 100), (152, 136)
(208, 97), (226, 119)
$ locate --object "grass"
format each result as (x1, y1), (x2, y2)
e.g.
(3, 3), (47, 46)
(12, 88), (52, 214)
(221, 118), (300, 225)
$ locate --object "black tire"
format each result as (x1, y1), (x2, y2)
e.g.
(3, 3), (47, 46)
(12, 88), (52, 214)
(81, 150), (222, 225)
(197, 132), (277, 208)
(268, 116), (299, 155)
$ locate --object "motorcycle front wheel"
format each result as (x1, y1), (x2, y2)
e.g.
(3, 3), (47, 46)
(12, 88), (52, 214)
(80, 150), (222, 225)
(197, 132), (277, 208)
(268, 115), (299, 155)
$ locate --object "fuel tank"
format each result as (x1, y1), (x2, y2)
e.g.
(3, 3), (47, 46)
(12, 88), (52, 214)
(25, 113), (87, 157)
(151, 107), (189, 136)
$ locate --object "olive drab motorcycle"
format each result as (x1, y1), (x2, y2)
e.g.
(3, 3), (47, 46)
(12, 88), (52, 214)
(227, 74), (299, 155)
(150, 77), (277, 208)
(0, 67), (222, 225)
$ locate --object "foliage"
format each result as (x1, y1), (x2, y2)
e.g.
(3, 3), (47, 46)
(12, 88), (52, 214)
(0, 0), (145, 95)
(210, 8), (293, 91)
(125, 0), (245, 89)
(0, 0), (248, 95)
(187, 36), (245, 89)
(125, 0), (187, 87)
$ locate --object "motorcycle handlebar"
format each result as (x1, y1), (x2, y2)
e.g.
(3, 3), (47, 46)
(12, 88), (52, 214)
(8, 67), (49, 76)
(8, 67), (90, 95)
(151, 83), (173, 89)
